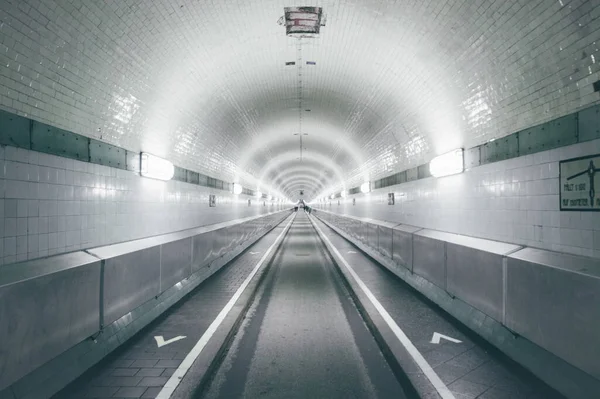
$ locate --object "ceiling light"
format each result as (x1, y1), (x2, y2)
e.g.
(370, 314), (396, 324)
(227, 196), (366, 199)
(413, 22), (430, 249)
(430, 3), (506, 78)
(429, 149), (464, 178)
(267, 194), (272, 200)
(340, 190), (347, 198)
(360, 182), (371, 193)
(232, 183), (243, 195)
(140, 153), (174, 181)
(256, 191), (262, 198)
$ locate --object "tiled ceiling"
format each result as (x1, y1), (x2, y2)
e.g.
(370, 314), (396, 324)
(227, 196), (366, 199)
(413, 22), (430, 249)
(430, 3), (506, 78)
(0, 0), (599, 200)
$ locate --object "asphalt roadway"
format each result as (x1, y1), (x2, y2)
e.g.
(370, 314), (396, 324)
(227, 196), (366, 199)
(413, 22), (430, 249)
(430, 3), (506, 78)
(199, 211), (407, 399)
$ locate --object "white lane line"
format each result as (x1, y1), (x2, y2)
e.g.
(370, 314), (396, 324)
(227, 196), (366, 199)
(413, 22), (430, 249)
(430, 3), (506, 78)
(157, 214), (295, 399)
(310, 216), (456, 399)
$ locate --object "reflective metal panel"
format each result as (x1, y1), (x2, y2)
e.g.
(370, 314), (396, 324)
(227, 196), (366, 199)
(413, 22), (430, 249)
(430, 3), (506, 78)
(160, 238), (192, 292)
(506, 248), (600, 379)
(436, 231), (521, 255)
(378, 225), (393, 259)
(412, 231), (446, 289)
(392, 225), (421, 271)
(356, 221), (367, 243)
(230, 225), (242, 249)
(0, 253), (101, 391)
(212, 227), (230, 259)
(348, 218), (357, 238)
(366, 222), (378, 250)
(222, 226), (235, 255)
(102, 247), (161, 326)
(240, 221), (251, 243)
(446, 244), (503, 322)
(192, 231), (215, 272)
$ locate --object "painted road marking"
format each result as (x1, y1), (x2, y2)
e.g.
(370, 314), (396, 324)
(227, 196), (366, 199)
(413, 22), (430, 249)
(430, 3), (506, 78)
(157, 214), (295, 399)
(155, 336), (187, 348)
(250, 251), (260, 255)
(348, 250), (357, 254)
(431, 332), (462, 345)
(310, 216), (456, 399)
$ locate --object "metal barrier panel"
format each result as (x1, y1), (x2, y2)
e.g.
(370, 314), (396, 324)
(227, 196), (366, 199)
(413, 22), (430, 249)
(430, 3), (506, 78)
(101, 247), (161, 326)
(230, 224), (243, 249)
(378, 225), (393, 259)
(446, 244), (504, 322)
(412, 232), (446, 289)
(506, 248), (600, 380)
(366, 222), (378, 250)
(355, 220), (367, 243)
(160, 238), (193, 292)
(192, 231), (215, 272)
(0, 253), (101, 391)
(392, 225), (421, 272)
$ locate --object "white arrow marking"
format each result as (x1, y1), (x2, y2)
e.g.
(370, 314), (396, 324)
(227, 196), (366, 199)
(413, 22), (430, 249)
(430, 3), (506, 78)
(154, 335), (186, 348)
(430, 332), (462, 345)
(348, 250), (357, 254)
(249, 251), (260, 255)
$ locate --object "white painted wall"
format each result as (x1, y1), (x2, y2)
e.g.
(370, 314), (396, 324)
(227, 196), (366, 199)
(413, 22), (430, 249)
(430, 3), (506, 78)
(315, 139), (600, 259)
(0, 146), (287, 266)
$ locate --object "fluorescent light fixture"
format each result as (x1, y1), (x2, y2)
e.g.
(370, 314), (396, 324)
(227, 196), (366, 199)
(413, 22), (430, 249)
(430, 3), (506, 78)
(340, 190), (347, 198)
(360, 182), (371, 193)
(232, 183), (243, 195)
(429, 148), (464, 178)
(140, 153), (174, 181)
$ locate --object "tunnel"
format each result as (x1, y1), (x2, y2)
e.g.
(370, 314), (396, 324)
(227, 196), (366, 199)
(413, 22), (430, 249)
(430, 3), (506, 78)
(0, 1), (599, 398)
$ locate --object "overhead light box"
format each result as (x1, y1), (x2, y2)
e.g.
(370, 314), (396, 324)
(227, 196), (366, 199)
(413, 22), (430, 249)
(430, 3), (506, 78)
(232, 183), (243, 195)
(429, 149), (464, 178)
(140, 153), (174, 181)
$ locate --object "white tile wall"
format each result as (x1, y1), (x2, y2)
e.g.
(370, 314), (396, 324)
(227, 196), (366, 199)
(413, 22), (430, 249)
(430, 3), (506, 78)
(0, 146), (286, 266)
(317, 139), (600, 259)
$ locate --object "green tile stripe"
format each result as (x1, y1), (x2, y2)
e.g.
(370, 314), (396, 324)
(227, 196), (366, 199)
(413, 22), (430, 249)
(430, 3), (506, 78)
(364, 104), (600, 194)
(0, 108), (239, 194)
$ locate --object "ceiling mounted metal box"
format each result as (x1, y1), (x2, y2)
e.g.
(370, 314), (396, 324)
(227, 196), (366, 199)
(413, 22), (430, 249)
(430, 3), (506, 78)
(280, 7), (325, 38)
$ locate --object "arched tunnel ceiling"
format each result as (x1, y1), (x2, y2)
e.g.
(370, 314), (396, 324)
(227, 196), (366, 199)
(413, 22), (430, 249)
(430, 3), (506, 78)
(1, 1), (599, 201)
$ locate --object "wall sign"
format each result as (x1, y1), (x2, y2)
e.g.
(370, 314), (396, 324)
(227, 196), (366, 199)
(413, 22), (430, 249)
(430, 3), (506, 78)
(388, 193), (395, 205)
(559, 154), (600, 211)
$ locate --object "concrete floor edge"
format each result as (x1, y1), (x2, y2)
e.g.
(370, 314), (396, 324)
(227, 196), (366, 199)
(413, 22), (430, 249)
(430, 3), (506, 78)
(312, 213), (600, 399)
(1, 212), (292, 399)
